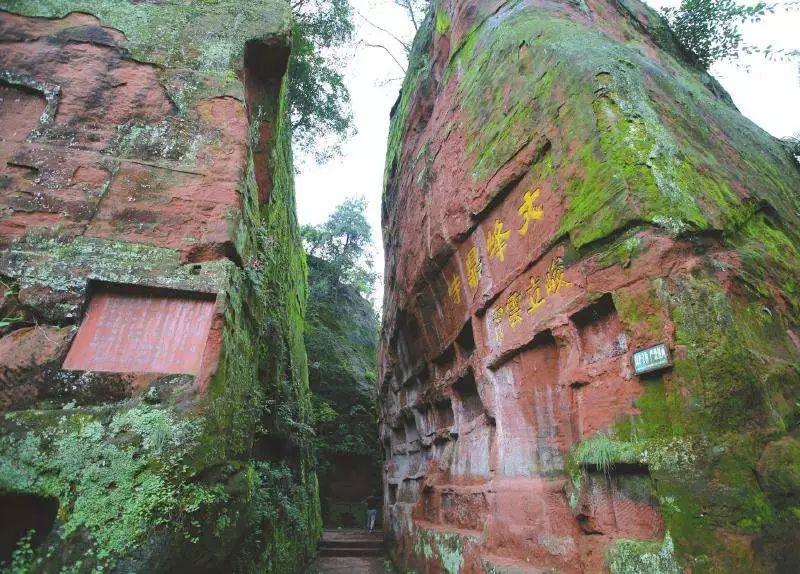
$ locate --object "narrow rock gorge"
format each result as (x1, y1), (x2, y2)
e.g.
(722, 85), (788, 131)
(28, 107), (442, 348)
(379, 0), (800, 572)
(2, 0), (799, 572)
(0, 1), (320, 571)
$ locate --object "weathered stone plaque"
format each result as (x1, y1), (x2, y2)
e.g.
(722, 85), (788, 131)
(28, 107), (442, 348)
(63, 285), (215, 375)
(632, 343), (671, 375)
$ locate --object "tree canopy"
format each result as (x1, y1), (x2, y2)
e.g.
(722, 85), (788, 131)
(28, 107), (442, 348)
(662, 0), (799, 69)
(289, 0), (356, 162)
(300, 197), (376, 297)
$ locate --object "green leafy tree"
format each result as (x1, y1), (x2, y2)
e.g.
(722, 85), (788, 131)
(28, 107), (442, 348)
(300, 197), (376, 296)
(289, 0), (356, 161)
(662, 0), (799, 69)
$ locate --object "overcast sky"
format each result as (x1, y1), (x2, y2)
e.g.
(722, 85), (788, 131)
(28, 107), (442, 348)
(294, 0), (800, 302)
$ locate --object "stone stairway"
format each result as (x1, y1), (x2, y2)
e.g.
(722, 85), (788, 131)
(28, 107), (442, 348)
(318, 529), (385, 557)
(307, 530), (389, 573)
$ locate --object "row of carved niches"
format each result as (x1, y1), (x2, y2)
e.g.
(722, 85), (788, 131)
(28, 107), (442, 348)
(382, 307), (477, 394)
(387, 317), (481, 429)
(381, 315), (486, 509)
(0, 280), (216, 411)
(387, 369), (489, 450)
(488, 291), (645, 476)
(384, 388), (495, 516)
(382, 318), (494, 501)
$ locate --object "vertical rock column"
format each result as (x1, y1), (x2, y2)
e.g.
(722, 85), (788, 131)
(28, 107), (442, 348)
(0, 1), (320, 571)
(379, 0), (800, 572)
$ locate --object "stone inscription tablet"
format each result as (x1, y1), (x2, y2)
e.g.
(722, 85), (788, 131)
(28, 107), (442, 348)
(632, 343), (671, 375)
(63, 285), (216, 375)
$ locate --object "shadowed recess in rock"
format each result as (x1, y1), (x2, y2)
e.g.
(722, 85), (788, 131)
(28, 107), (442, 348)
(0, 494), (57, 566)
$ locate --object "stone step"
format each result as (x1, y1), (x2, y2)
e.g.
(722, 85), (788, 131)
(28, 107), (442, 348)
(480, 554), (556, 573)
(306, 556), (389, 573)
(321, 529), (383, 538)
(319, 538), (383, 548)
(318, 529), (385, 558)
(318, 546), (385, 557)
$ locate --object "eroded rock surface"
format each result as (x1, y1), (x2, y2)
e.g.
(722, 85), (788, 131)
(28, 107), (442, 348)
(379, 1), (800, 572)
(0, 1), (319, 571)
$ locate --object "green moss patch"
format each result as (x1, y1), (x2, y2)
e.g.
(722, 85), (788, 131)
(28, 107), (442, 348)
(605, 534), (680, 574)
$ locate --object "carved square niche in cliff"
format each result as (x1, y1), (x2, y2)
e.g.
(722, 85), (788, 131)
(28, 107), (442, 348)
(63, 283), (215, 375)
(575, 471), (664, 539)
(453, 372), (484, 424)
(0, 81), (47, 233)
(434, 399), (454, 429)
(441, 491), (488, 531)
(0, 81), (45, 142)
(571, 294), (628, 364)
(455, 321), (476, 359)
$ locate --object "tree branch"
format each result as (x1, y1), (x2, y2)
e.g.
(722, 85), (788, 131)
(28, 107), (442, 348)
(361, 41), (407, 73)
(395, 0), (420, 33)
(354, 7), (412, 55)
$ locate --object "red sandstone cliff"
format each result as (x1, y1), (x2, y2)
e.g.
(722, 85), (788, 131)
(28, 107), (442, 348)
(0, 2), (321, 570)
(379, 1), (800, 572)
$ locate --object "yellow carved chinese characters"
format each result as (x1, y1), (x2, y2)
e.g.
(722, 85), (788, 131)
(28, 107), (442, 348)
(493, 306), (506, 344)
(489, 256), (571, 350)
(506, 291), (522, 327)
(526, 276), (544, 314)
(487, 219), (511, 262)
(545, 257), (572, 295)
(466, 246), (481, 289)
(448, 274), (462, 305)
(517, 189), (544, 236)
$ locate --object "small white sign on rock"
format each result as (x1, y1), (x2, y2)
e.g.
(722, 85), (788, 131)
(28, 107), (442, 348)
(632, 343), (671, 375)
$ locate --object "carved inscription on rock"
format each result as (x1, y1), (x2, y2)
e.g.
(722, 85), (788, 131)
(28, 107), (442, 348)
(63, 285), (216, 375)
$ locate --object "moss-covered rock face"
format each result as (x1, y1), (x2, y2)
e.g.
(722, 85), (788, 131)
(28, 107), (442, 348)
(380, 0), (800, 572)
(304, 255), (381, 527)
(757, 436), (800, 506)
(0, 1), (320, 571)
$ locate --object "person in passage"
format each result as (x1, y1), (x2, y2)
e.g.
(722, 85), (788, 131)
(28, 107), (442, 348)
(365, 494), (378, 533)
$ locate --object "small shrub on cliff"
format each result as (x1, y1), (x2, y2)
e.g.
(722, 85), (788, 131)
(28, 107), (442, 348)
(572, 432), (637, 474)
